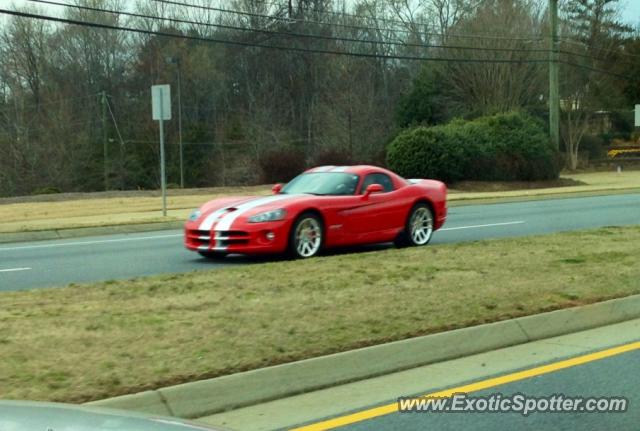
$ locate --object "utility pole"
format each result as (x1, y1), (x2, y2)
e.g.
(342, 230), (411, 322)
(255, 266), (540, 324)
(101, 91), (109, 190)
(549, 0), (560, 150)
(166, 56), (184, 188)
(177, 59), (184, 188)
(159, 98), (167, 216)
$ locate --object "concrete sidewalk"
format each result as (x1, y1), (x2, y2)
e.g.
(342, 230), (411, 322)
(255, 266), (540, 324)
(197, 318), (640, 431)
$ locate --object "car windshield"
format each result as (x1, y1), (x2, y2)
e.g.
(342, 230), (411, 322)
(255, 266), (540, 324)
(281, 172), (360, 196)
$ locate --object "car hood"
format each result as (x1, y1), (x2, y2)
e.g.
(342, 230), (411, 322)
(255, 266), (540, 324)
(0, 400), (221, 431)
(194, 194), (315, 230)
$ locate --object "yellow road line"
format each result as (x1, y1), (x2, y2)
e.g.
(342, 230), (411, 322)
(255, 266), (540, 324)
(291, 341), (640, 431)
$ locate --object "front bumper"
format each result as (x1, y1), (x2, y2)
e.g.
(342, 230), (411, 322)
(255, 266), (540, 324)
(184, 220), (290, 255)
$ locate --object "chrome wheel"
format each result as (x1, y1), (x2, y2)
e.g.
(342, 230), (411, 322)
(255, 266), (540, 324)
(294, 216), (322, 258)
(409, 206), (433, 245)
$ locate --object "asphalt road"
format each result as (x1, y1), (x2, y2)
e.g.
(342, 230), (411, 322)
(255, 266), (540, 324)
(334, 348), (640, 431)
(1, 193), (639, 291)
(199, 319), (640, 431)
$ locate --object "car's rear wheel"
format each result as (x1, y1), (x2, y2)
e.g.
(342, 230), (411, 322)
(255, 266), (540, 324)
(289, 213), (323, 258)
(198, 251), (227, 259)
(396, 203), (434, 247)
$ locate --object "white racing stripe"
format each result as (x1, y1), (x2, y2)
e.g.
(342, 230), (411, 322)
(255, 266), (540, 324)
(198, 196), (285, 231)
(211, 195), (298, 231)
(198, 207), (235, 231)
(0, 267), (31, 273)
(440, 221), (525, 231)
(0, 234), (182, 252)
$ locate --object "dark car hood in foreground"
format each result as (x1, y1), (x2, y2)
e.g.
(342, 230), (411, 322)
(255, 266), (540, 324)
(0, 400), (222, 431)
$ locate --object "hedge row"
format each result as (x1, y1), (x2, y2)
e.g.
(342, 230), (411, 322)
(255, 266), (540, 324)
(386, 112), (561, 183)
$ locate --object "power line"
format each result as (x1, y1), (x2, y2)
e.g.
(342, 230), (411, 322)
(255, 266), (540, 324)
(561, 60), (633, 80)
(177, 0), (546, 40)
(0, 9), (551, 65)
(0, 93), (99, 110)
(561, 37), (640, 60)
(1, 8), (632, 80)
(240, 0), (438, 29)
(27, 1), (632, 68)
(28, 0), (550, 55)
(558, 48), (637, 68)
(104, 95), (124, 147)
(150, 0), (546, 42)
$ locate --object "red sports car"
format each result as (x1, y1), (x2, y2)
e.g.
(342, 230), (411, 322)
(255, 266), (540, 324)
(185, 165), (447, 259)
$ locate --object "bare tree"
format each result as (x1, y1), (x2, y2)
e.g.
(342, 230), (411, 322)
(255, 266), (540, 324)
(438, 0), (547, 116)
(560, 0), (631, 169)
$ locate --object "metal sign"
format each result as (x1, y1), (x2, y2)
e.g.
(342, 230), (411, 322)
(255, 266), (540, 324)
(152, 84), (172, 121)
(635, 104), (640, 127)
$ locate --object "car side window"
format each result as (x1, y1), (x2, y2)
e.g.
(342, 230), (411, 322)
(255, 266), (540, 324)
(361, 173), (394, 193)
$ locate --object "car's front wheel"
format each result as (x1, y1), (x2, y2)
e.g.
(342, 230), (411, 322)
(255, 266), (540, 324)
(396, 203), (434, 247)
(289, 213), (324, 258)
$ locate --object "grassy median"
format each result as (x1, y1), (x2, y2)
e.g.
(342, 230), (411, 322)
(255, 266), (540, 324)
(0, 226), (639, 403)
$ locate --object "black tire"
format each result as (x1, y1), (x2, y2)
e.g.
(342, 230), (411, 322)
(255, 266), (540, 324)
(198, 251), (227, 259)
(395, 203), (434, 247)
(288, 212), (324, 259)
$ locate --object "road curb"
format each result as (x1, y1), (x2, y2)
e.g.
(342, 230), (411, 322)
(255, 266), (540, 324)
(87, 294), (640, 419)
(0, 221), (183, 244)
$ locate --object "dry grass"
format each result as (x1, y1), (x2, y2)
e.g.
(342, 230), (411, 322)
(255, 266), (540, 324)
(1, 171), (639, 234)
(449, 170), (640, 201)
(0, 186), (271, 233)
(0, 226), (638, 403)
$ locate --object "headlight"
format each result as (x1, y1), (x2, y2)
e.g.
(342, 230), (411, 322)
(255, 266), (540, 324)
(248, 208), (287, 223)
(188, 209), (201, 221)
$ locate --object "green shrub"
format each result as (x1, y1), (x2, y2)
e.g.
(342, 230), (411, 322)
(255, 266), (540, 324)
(386, 127), (467, 182)
(386, 112), (560, 183)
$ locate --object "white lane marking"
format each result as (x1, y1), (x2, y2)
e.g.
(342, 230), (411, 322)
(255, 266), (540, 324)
(0, 221), (525, 252)
(0, 267), (31, 273)
(0, 234), (183, 252)
(440, 221), (525, 231)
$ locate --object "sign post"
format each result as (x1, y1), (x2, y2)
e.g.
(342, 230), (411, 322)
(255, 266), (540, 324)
(152, 85), (171, 216)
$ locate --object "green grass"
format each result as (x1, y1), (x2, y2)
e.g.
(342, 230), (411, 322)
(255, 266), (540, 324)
(1, 226), (639, 403)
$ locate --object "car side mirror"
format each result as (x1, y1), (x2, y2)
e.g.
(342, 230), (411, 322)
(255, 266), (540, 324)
(272, 183), (283, 194)
(363, 183), (384, 198)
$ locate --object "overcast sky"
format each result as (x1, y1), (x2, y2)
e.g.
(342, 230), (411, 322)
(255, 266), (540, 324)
(620, 0), (640, 25)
